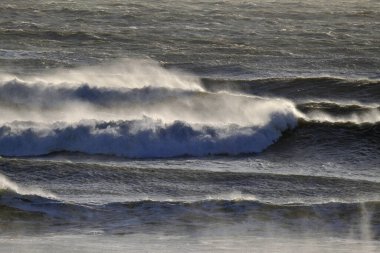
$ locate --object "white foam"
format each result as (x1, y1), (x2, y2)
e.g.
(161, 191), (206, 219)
(0, 173), (56, 198)
(206, 191), (257, 201)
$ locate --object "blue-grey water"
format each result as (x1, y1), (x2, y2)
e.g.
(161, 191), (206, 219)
(0, 0), (379, 252)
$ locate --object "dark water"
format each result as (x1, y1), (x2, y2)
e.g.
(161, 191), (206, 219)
(0, 0), (379, 252)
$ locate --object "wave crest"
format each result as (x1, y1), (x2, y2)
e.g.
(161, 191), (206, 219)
(0, 59), (203, 91)
(0, 116), (296, 157)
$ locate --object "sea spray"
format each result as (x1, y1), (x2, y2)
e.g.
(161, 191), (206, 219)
(0, 173), (55, 198)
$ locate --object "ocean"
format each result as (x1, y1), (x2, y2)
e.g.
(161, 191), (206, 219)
(0, 0), (379, 252)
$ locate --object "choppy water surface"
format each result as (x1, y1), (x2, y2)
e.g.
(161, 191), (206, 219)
(0, 0), (379, 252)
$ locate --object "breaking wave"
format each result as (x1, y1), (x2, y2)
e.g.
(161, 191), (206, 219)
(0, 59), (203, 91)
(0, 117), (295, 157)
(0, 59), (379, 158)
(0, 59), (301, 157)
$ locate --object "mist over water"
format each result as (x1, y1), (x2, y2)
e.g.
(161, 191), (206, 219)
(0, 0), (379, 252)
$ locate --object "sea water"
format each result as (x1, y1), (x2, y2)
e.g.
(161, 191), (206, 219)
(0, 0), (379, 252)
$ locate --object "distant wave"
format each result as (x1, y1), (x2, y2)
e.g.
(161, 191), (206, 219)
(299, 105), (380, 124)
(202, 76), (380, 103)
(297, 119), (380, 136)
(297, 101), (379, 115)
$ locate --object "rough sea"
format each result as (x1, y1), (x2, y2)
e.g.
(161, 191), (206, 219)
(0, 0), (379, 252)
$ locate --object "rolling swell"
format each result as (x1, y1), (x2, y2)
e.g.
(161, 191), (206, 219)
(202, 77), (380, 103)
(297, 102), (380, 117)
(1, 189), (379, 238)
(296, 120), (380, 147)
(1, 158), (379, 204)
(261, 119), (380, 172)
(1, 158), (379, 236)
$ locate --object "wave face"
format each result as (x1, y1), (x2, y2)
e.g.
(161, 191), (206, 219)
(0, 118), (295, 157)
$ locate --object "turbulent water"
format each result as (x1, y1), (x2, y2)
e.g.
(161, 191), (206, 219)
(0, 0), (379, 252)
